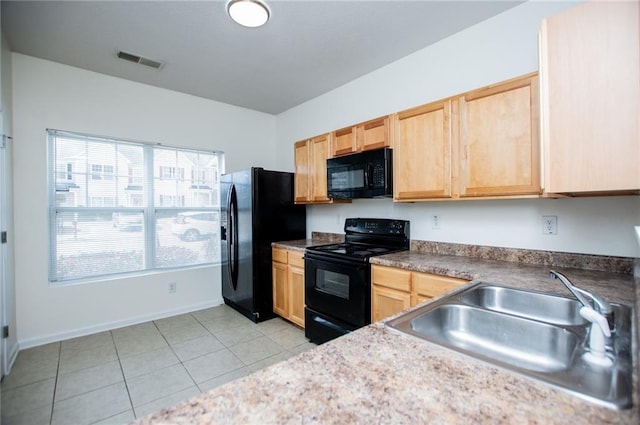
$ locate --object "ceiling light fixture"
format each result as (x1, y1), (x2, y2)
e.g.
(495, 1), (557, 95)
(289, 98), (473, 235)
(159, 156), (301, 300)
(227, 0), (270, 28)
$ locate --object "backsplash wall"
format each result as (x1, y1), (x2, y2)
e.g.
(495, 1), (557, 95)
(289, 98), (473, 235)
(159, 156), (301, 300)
(306, 196), (640, 259)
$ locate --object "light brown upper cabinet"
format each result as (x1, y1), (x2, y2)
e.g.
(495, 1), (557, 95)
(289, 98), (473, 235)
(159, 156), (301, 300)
(392, 73), (540, 202)
(293, 140), (310, 203)
(331, 116), (391, 157)
(332, 126), (357, 157)
(392, 100), (454, 201)
(309, 134), (332, 202)
(458, 73), (541, 197)
(540, 1), (640, 195)
(294, 133), (347, 204)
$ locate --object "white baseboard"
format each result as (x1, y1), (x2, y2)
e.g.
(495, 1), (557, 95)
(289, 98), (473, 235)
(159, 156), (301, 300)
(18, 297), (225, 350)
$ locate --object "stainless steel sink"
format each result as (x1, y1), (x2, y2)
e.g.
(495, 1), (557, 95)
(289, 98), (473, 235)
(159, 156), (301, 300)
(386, 282), (633, 409)
(459, 285), (587, 326)
(409, 304), (580, 373)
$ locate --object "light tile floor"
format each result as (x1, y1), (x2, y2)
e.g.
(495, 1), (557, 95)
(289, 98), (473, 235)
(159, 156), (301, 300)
(1, 305), (316, 425)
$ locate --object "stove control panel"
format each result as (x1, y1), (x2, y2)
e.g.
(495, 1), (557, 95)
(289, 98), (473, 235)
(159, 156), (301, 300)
(344, 218), (410, 237)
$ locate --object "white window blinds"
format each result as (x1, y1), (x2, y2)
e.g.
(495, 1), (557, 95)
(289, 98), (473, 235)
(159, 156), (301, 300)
(48, 130), (224, 283)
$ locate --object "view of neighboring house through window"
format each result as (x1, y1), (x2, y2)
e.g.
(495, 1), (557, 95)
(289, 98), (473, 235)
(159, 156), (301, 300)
(48, 130), (224, 283)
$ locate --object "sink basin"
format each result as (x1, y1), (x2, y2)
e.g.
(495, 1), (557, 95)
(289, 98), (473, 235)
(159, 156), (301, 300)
(409, 304), (579, 373)
(386, 282), (633, 409)
(459, 285), (587, 326)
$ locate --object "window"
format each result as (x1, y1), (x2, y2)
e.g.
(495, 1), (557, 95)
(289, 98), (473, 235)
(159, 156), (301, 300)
(56, 163), (73, 181)
(89, 196), (116, 207)
(48, 130), (224, 283)
(91, 164), (115, 180)
(128, 165), (143, 185)
(160, 166), (184, 181)
(91, 164), (103, 180)
(159, 195), (185, 207)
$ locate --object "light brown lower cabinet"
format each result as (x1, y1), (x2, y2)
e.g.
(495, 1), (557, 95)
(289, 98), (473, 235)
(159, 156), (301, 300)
(272, 248), (305, 328)
(371, 264), (469, 322)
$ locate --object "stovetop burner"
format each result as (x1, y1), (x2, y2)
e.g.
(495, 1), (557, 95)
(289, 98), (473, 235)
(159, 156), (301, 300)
(305, 218), (410, 262)
(309, 242), (397, 257)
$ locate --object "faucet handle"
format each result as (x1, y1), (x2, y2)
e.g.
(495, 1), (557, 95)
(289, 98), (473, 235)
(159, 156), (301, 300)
(580, 307), (611, 338)
(573, 286), (615, 332)
(550, 270), (615, 332)
(580, 307), (613, 367)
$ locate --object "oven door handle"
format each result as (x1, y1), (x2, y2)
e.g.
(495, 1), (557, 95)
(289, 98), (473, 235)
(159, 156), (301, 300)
(303, 255), (368, 267)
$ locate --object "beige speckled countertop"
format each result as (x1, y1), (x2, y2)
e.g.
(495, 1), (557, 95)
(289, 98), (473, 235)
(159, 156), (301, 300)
(135, 240), (638, 425)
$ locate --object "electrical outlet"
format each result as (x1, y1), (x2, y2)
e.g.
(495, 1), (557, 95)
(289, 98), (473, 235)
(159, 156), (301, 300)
(168, 282), (177, 293)
(542, 215), (557, 235)
(432, 214), (441, 230)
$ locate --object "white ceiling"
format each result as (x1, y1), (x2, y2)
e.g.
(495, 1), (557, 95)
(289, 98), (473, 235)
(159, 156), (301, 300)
(1, 0), (523, 114)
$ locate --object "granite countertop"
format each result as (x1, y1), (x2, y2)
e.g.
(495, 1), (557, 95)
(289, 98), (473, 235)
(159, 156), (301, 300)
(135, 241), (638, 425)
(370, 251), (635, 306)
(271, 239), (321, 252)
(271, 233), (345, 253)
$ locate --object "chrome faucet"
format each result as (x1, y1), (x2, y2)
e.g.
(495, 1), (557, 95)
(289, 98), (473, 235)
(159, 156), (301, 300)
(549, 270), (614, 331)
(550, 270), (614, 367)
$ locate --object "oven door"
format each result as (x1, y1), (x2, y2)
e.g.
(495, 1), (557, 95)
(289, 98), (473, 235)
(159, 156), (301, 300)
(304, 254), (370, 327)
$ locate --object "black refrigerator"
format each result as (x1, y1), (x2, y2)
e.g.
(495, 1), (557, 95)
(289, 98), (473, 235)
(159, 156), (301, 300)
(220, 167), (306, 322)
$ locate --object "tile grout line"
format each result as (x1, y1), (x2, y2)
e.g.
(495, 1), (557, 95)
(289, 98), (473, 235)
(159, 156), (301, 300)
(48, 342), (63, 425)
(152, 315), (199, 383)
(4, 307), (313, 424)
(176, 312), (251, 391)
(111, 328), (137, 420)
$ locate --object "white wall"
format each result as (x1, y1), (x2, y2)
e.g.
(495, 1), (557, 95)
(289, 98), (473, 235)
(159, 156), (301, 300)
(308, 197), (640, 258)
(276, 0), (640, 258)
(12, 54), (277, 346)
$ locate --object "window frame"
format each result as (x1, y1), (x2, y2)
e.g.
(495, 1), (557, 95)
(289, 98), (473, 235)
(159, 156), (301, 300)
(47, 129), (224, 285)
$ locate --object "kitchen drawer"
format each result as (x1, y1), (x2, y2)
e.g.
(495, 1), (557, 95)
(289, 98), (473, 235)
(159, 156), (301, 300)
(272, 248), (288, 264)
(372, 265), (411, 292)
(288, 251), (305, 268)
(414, 273), (467, 298)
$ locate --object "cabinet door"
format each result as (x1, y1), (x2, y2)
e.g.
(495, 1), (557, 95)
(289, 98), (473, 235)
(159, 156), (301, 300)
(272, 262), (288, 318)
(413, 272), (467, 300)
(294, 140), (310, 203)
(309, 134), (332, 202)
(358, 116), (390, 152)
(393, 100), (453, 200)
(371, 265), (411, 292)
(372, 285), (411, 323)
(332, 126), (357, 157)
(272, 247), (288, 264)
(288, 265), (305, 328)
(541, 1), (639, 194)
(458, 74), (540, 197)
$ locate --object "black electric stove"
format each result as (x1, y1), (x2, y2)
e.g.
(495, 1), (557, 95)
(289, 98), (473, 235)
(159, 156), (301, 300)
(305, 218), (410, 262)
(306, 243), (402, 261)
(304, 218), (410, 344)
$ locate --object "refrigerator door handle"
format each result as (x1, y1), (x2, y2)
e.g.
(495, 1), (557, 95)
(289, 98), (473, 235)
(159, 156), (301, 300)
(227, 184), (239, 291)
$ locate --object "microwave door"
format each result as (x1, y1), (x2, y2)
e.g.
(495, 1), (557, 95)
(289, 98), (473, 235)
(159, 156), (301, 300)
(328, 165), (366, 198)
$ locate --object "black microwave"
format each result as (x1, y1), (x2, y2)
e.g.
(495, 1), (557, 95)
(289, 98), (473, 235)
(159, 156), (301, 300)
(326, 147), (393, 199)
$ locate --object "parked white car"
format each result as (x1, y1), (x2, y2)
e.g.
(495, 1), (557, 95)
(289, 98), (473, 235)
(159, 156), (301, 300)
(112, 212), (143, 230)
(171, 212), (217, 242)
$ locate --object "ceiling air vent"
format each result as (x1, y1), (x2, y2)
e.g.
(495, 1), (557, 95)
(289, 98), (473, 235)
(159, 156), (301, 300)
(116, 50), (164, 70)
